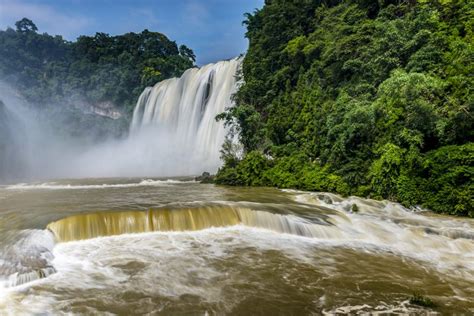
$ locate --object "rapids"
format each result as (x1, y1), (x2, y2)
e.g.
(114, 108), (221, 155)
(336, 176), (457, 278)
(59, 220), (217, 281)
(0, 179), (473, 314)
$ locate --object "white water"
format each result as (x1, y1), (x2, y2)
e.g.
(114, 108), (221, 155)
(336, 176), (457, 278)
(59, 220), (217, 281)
(0, 229), (56, 288)
(5, 179), (195, 190)
(1, 183), (473, 314)
(130, 58), (241, 173)
(288, 191), (474, 278)
(0, 226), (427, 314)
(4, 191), (473, 288)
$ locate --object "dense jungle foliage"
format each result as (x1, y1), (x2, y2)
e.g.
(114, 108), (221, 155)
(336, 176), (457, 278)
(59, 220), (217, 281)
(216, 0), (473, 217)
(0, 18), (195, 138)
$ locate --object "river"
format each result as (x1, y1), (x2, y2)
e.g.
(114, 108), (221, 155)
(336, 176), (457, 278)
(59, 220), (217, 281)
(0, 178), (473, 314)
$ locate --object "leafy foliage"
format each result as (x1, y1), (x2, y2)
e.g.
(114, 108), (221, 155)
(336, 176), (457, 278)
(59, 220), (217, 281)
(0, 19), (195, 138)
(217, 0), (473, 216)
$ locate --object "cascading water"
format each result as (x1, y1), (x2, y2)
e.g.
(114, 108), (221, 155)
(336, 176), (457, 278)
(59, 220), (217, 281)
(46, 205), (337, 242)
(0, 59), (241, 180)
(129, 58), (241, 174)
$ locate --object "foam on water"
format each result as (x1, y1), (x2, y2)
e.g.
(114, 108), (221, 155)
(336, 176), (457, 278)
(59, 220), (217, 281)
(0, 227), (319, 313)
(288, 191), (474, 278)
(1, 188), (473, 314)
(6, 179), (196, 190)
(32, 194), (474, 280)
(1, 225), (472, 314)
(0, 230), (56, 289)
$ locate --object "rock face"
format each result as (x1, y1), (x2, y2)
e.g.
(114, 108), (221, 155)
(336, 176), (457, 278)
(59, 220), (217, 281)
(74, 100), (122, 120)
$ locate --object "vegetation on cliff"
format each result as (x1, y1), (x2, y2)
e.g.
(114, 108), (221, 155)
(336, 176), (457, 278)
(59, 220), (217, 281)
(0, 18), (195, 138)
(0, 18), (195, 111)
(216, 0), (473, 217)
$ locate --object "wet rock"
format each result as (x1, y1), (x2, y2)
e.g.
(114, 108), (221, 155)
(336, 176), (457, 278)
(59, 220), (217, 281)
(409, 293), (436, 308)
(316, 194), (333, 204)
(351, 203), (359, 213)
(195, 172), (214, 184)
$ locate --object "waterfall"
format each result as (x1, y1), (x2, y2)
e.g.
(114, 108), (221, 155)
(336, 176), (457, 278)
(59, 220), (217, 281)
(46, 205), (338, 242)
(0, 59), (241, 180)
(129, 58), (241, 174)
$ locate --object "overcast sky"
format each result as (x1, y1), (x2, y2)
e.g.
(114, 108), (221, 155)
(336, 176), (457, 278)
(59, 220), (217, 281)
(0, 0), (264, 65)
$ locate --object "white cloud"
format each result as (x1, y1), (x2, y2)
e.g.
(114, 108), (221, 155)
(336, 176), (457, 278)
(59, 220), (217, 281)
(0, 0), (93, 39)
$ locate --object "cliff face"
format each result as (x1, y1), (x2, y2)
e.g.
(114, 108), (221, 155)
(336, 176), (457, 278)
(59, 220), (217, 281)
(72, 100), (123, 120)
(87, 102), (122, 120)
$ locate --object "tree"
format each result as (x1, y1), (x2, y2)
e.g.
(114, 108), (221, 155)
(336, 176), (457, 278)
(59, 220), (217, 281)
(15, 18), (38, 33)
(179, 45), (196, 62)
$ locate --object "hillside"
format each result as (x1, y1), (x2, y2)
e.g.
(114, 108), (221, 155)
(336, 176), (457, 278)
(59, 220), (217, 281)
(0, 18), (195, 139)
(216, 0), (473, 216)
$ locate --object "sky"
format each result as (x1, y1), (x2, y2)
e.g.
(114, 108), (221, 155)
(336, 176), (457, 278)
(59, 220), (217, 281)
(0, 0), (264, 65)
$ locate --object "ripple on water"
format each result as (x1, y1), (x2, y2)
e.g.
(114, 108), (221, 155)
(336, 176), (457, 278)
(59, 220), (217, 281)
(0, 183), (473, 314)
(1, 226), (473, 314)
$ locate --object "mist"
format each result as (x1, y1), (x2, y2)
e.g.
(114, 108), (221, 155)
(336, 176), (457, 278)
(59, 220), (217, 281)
(0, 59), (240, 183)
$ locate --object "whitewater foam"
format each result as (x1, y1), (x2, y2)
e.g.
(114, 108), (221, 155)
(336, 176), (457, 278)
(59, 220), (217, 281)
(6, 179), (196, 190)
(0, 230), (56, 289)
(287, 191), (474, 278)
(1, 222), (473, 314)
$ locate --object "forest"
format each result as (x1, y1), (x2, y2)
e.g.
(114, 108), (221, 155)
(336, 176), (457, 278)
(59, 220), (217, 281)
(0, 18), (195, 139)
(216, 0), (473, 217)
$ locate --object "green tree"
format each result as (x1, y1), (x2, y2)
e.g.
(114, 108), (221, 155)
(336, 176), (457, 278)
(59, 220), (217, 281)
(15, 18), (38, 33)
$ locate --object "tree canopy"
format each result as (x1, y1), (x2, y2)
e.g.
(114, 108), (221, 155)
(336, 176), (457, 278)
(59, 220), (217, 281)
(0, 19), (195, 113)
(15, 18), (38, 33)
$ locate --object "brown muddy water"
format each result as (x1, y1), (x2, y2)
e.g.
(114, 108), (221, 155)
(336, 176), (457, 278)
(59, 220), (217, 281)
(0, 178), (473, 314)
